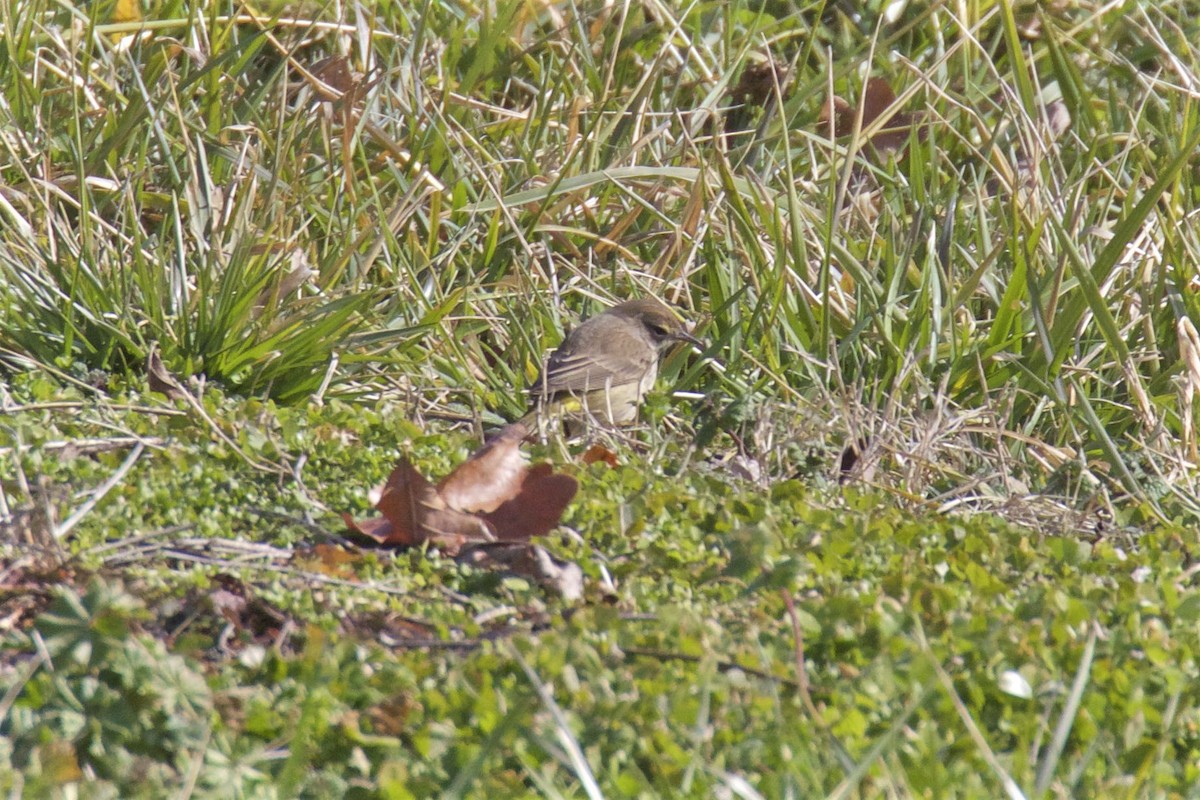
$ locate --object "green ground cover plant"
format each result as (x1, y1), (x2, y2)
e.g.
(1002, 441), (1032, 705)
(3, 0), (1200, 796)
(3, 379), (1199, 797)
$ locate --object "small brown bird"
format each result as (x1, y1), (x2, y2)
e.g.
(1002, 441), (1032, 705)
(525, 298), (701, 428)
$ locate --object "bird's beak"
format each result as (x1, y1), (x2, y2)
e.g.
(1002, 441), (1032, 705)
(673, 330), (705, 349)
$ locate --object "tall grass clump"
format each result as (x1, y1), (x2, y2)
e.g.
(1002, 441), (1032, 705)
(1, 0), (1199, 518)
(0, 1), (413, 401)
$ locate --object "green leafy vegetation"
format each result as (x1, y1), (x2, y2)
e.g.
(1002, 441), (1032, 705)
(2, 380), (1199, 797)
(3, 0), (1200, 796)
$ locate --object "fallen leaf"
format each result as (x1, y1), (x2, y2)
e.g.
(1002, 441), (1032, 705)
(311, 55), (357, 98)
(147, 345), (186, 401)
(343, 424), (576, 555)
(304, 55), (380, 197)
(819, 94), (851, 134)
(112, 0), (141, 24)
(341, 512), (396, 544)
(254, 249), (315, 314)
(819, 77), (917, 158)
(367, 694), (418, 736)
(293, 544), (361, 579)
(733, 58), (787, 107)
(438, 424), (529, 513)
(723, 56), (790, 140)
(38, 741), (82, 784)
(581, 443), (619, 468)
(484, 463), (578, 541)
(344, 459), (491, 552)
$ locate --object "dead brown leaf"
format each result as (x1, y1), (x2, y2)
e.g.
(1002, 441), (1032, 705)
(343, 459), (491, 552)
(254, 249), (315, 314)
(722, 56), (790, 142)
(581, 443), (619, 468)
(438, 424), (529, 513)
(311, 55), (357, 98)
(112, 0), (141, 24)
(147, 345), (186, 401)
(306, 55), (380, 196)
(343, 424), (578, 555)
(366, 693), (418, 736)
(293, 544), (361, 580)
(483, 463), (579, 541)
(731, 57), (788, 110)
(819, 77), (919, 158)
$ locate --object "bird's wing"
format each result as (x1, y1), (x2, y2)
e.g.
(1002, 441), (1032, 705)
(530, 331), (656, 398)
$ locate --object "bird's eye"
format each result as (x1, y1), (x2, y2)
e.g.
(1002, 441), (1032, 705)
(648, 323), (670, 337)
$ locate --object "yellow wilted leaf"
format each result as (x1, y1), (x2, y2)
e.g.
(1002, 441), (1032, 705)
(112, 0), (142, 24)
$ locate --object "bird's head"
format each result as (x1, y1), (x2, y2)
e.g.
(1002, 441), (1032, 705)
(610, 298), (703, 351)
